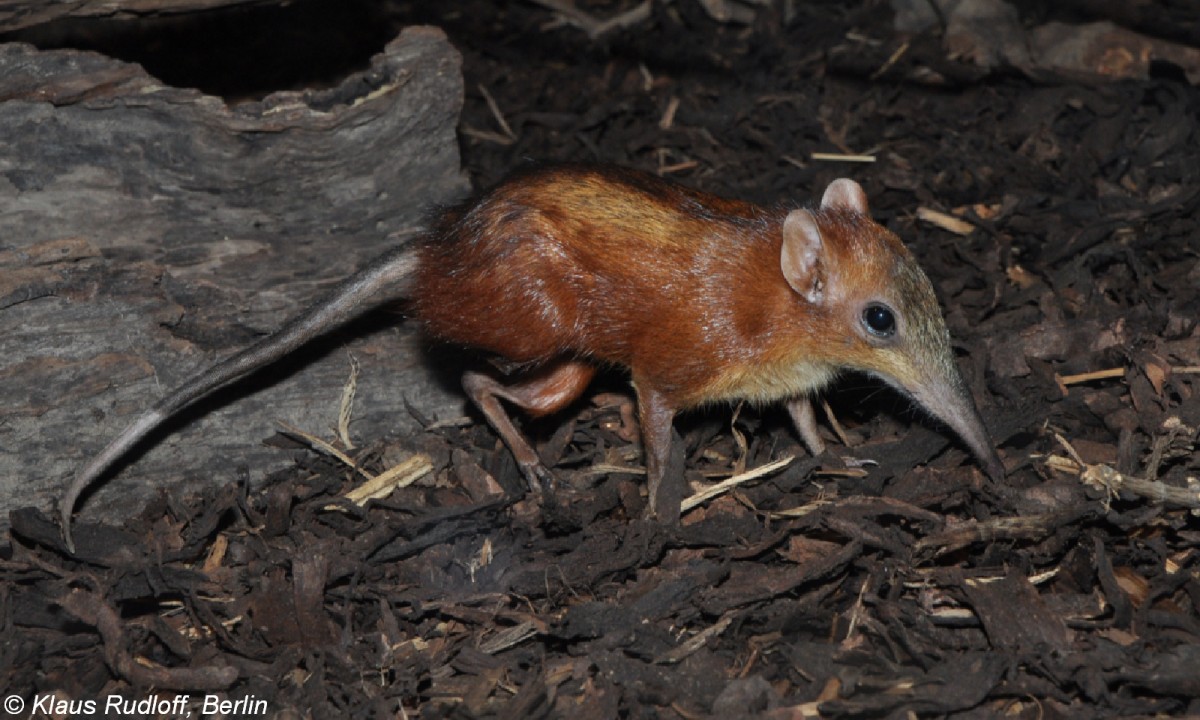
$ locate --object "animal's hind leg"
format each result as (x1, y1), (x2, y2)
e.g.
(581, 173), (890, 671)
(462, 360), (597, 493)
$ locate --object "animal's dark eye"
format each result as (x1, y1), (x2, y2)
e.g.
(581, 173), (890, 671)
(862, 303), (897, 338)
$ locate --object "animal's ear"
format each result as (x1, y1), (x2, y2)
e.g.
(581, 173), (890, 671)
(781, 209), (825, 304)
(821, 178), (868, 214)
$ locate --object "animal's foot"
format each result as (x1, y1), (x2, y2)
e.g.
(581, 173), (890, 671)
(840, 455), (879, 469)
(518, 460), (556, 497)
(814, 448), (879, 474)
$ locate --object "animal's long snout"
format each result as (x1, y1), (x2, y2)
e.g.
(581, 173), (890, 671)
(912, 374), (1005, 481)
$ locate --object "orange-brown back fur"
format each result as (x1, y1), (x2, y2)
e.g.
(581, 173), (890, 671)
(410, 164), (916, 409)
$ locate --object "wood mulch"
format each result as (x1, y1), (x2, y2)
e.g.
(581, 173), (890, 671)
(4, 1), (1199, 717)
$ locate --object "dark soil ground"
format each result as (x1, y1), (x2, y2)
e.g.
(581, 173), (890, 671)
(5, 1), (1200, 718)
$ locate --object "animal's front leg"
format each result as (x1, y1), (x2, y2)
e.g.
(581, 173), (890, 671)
(787, 395), (827, 458)
(788, 395), (879, 470)
(636, 385), (681, 523)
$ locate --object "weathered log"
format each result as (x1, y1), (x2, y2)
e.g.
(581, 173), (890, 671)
(0, 0), (272, 34)
(0, 27), (471, 530)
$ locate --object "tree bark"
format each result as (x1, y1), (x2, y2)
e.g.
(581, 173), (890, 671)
(0, 0), (273, 34)
(0, 27), (471, 529)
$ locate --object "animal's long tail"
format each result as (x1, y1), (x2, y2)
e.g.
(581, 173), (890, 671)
(61, 242), (418, 552)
